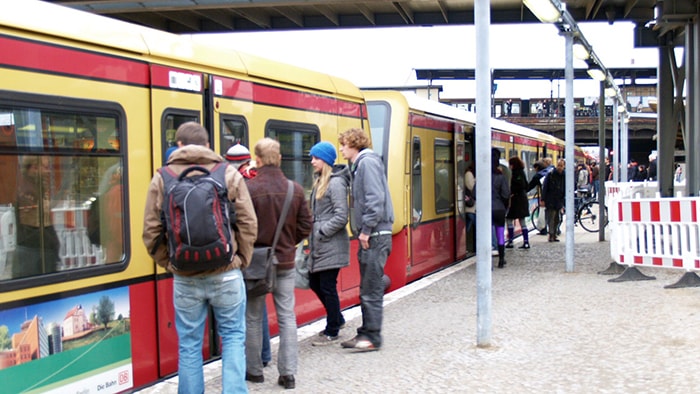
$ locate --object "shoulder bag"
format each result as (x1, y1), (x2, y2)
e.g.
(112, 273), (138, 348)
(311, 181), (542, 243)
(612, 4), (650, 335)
(243, 180), (293, 297)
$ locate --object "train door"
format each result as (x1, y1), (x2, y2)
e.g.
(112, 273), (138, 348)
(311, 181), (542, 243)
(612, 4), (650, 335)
(454, 125), (467, 261)
(462, 128), (475, 254)
(148, 64), (206, 377)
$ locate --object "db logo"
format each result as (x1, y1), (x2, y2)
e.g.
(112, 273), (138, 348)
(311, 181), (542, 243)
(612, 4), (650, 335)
(118, 371), (130, 385)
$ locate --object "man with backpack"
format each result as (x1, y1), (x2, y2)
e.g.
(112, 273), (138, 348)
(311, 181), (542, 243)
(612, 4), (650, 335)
(142, 122), (258, 394)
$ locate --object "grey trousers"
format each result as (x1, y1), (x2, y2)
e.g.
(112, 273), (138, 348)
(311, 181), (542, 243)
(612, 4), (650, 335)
(356, 234), (392, 347)
(245, 267), (297, 376)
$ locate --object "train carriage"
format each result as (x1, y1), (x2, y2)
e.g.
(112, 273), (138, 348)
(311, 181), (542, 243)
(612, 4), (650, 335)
(0, 2), (366, 392)
(364, 90), (584, 285)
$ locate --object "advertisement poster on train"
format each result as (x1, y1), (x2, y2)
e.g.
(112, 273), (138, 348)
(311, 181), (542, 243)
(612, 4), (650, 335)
(0, 287), (132, 393)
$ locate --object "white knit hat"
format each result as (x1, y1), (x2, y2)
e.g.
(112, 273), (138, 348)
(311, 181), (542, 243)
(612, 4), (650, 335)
(225, 144), (251, 161)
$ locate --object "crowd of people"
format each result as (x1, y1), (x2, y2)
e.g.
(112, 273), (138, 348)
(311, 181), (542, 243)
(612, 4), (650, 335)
(143, 123), (393, 392)
(145, 121), (662, 392)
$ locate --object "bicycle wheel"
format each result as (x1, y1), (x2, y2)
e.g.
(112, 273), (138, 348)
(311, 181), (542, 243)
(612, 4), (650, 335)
(578, 201), (607, 232)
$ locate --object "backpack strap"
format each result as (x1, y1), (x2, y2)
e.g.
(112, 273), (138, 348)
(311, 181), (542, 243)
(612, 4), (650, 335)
(271, 180), (294, 251)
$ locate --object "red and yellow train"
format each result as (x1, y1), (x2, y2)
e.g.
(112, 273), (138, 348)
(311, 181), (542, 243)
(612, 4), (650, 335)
(0, 2), (581, 392)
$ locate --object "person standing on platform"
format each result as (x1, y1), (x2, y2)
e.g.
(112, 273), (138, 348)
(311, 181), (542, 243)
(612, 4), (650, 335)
(464, 163), (476, 234)
(307, 141), (351, 346)
(505, 156), (530, 250)
(338, 128), (394, 352)
(244, 138), (312, 390)
(590, 161), (600, 199)
(491, 149), (510, 268)
(542, 159), (566, 242)
(225, 143), (271, 368)
(143, 122), (258, 394)
(647, 153), (657, 181)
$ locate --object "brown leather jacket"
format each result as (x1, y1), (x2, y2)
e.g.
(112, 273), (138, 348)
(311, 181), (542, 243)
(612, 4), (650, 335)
(142, 145), (258, 276)
(246, 165), (311, 270)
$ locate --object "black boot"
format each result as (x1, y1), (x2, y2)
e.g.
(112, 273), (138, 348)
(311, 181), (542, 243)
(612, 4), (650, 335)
(497, 245), (506, 268)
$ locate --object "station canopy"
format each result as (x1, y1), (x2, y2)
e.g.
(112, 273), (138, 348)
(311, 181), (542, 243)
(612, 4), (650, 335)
(46, 0), (657, 34)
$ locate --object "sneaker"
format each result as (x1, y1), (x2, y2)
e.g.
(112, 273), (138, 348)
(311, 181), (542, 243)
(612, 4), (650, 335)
(505, 242), (514, 249)
(312, 335), (339, 346)
(519, 243), (530, 249)
(341, 336), (379, 351)
(491, 249), (499, 256)
(318, 322), (346, 336)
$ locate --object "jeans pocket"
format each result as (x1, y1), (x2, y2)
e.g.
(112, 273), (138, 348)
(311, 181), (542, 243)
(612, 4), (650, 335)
(174, 277), (201, 310)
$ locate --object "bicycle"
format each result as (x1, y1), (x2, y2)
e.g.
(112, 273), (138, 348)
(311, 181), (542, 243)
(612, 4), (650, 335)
(529, 190), (608, 234)
(574, 189), (608, 233)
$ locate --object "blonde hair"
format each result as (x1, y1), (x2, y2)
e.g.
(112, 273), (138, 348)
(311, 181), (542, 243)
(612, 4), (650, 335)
(254, 137), (281, 167)
(313, 162), (332, 200)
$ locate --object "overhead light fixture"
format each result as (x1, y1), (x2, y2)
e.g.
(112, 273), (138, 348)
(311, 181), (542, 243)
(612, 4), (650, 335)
(618, 104), (626, 113)
(523, 0), (561, 23)
(573, 41), (589, 60)
(586, 63), (606, 81)
(605, 87), (616, 97)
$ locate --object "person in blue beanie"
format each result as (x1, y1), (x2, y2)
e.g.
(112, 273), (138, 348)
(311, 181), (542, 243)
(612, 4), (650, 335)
(307, 141), (351, 346)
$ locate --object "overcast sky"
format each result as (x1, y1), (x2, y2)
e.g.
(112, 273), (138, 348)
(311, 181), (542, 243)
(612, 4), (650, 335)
(193, 22), (660, 100)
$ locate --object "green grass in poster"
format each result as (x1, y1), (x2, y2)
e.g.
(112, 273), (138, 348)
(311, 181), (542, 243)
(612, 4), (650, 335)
(0, 332), (131, 393)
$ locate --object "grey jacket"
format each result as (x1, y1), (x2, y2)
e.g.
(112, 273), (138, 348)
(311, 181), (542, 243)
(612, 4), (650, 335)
(350, 149), (394, 237)
(309, 164), (351, 273)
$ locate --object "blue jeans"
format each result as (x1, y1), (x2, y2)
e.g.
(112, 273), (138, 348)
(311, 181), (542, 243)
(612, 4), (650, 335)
(309, 268), (345, 336)
(357, 234), (392, 347)
(464, 212), (476, 233)
(173, 270), (247, 394)
(246, 268), (297, 376)
(262, 304), (271, 364)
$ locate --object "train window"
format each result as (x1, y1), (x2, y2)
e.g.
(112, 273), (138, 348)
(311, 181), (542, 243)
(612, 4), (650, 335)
(219, 116), (248, 154)
(434, 140), (454, 214)
(522, 151), (539, 183)
(509, 148), (518, 161)
(412, 137), (422, 224)
(266, 120), (319, 197)
(367, 101), (391, 166)
(0, 93), (126, 288)
(161, 110), (199, 164)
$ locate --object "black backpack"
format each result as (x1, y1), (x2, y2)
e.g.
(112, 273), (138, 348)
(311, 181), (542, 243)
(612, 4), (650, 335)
(159, 163), (234, 272)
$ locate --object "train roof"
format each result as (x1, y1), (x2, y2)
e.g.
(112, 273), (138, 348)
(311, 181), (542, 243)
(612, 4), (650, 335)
(387, 91), (569, 147)
(1, 0), (362, 99)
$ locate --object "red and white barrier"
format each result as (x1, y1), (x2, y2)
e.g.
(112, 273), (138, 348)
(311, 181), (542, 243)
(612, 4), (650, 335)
(610, 197), (700, 271)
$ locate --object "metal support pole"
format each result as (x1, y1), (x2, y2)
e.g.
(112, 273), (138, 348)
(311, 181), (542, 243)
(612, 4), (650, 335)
(620, 91), (629, 183)
(600, 98), (611, 241)
(658, 42), (675, 196)
(564, 31), (575, 272)
(612, 99), (619, 183)
(474, 0), (492, 347)
(687, 19), (699, 196)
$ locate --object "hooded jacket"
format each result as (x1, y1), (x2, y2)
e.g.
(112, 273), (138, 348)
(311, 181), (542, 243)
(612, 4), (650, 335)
(142, 145), (258, 276)
(350, 149), (394, 237)
(309, 164), (351, 273)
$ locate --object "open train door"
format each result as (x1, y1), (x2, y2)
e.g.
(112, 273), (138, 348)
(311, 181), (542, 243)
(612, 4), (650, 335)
(148, 64), (209, 378)
(454, 124), (468, 261)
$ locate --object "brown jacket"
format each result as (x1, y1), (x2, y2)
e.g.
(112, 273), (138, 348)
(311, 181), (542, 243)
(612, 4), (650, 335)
(142, 145), (258, 275)
(246, 165), (311, 270)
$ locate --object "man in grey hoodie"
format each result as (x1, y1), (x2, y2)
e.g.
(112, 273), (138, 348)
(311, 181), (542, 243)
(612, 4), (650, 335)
(338, 128), (394, 352)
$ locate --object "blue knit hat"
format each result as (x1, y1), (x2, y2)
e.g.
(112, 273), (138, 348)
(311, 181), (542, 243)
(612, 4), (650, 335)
(310, 141), (336, 166)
